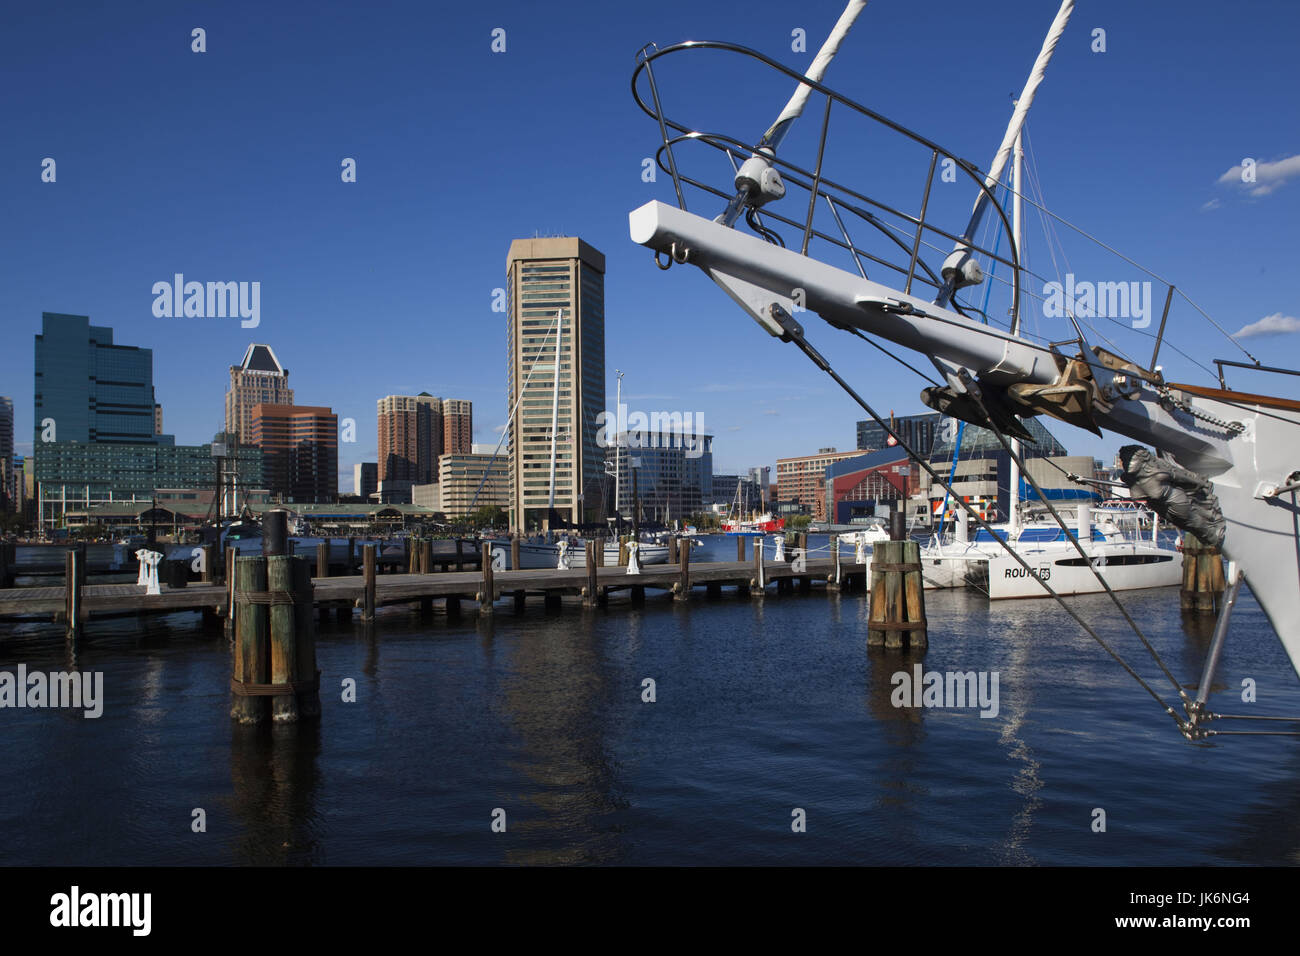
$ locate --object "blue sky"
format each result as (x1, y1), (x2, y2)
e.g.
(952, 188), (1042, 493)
(3, 0), (1297, 485)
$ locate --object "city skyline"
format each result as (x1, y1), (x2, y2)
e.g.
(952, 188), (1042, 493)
(3, 0), (1296, 485)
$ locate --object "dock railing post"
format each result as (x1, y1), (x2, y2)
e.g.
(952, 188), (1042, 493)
(64, 548), (83, 645)
(316, 541), (329, 579)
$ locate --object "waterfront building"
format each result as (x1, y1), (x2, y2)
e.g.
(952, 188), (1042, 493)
(776, 448), (864, 520)
(437, 451), (509, 519)
(823, 447), (915, 524)
(505, 237), (606, 530)
(249, 404), (337, 503)
(224, 344), (293, 443)
(606, 430), (711, 522)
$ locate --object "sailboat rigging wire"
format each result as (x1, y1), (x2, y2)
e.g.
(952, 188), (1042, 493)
(960, 387), (1190, 701)
(772, 319), (1189, 730)
(845, 327), (941, 387)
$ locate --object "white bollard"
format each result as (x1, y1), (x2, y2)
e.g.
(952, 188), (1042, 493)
(556, 539), (571, 570)
(141, 550), (163, 596)
(854, 534), (867, 565)
(135, 548), (149, 586)
(626, 540), (641, 575)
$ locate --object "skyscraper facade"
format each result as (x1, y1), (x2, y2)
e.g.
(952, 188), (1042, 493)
(0, 397), (13, 511)
(225, 344), (293, 443)
(377, 393), (442, 487)
(249, 404), (338, 503)
(442, 399), (473, 456)
(505, 237), (606, 531)
(34, 312), (168, 446)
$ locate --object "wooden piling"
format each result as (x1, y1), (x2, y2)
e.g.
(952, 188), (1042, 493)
(668, 535), (679, 564)
(421, 538), (433, 575)
(584, 540), (598, 607)
(362, 543), (377, 622)
(868, 539), (927, 648)
(676, 537), (691, 601)
(317, 542), (329, 579)
(267, 555), (299, 722)
(510, 537), (520, 572)
(480, 542), (495, 614)
(232, 556), (269, 724)
(1181, 533), (1225, 614)
(201, 544), (215, 584)
(64, 548), (83, 644)
(293, 558), (321, 718)
(737, 535), (747, 562)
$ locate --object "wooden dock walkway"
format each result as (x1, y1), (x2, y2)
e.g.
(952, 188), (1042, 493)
(0, 556), (865, 625)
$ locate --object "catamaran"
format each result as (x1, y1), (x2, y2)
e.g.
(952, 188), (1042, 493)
(627, 0), (1300, 738)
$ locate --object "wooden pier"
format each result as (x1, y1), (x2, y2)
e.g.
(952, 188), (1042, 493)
(0, 553), (868, 633)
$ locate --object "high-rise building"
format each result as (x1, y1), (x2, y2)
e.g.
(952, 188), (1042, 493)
(377, 393), (442, 494)
(34, 313), (169, 446)
(154, 403), (164, 435)
(857, 412), (941, 456)
(505, 237), (606, 531)
(0, 397), (12, 511)
(442, 399), (473, 456)
(225, 344), (293, 443)
(249, 404), (338, 503)
(353, 461), (378, 499)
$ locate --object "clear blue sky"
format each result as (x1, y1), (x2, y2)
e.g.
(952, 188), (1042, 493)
(3, 0), (1297, 485)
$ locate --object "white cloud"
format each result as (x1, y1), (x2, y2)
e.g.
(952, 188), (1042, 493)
(1233, 312), (1300, 338)
(1217, 153), (1300, 197)
(1200, 198), (1221, 211)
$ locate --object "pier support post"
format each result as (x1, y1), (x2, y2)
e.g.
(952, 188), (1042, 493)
(676, 537), (691, 601)
(479, 542), (495, 615)
(362, 544), (377, 623)
(317, 542), (329, 579)
(828, 534), (842, 591)
(267, 555), (300, 722)
(584, 540), (599, 607)
(669, 535), (679, 564)
(232, 556), (269, 724)
(737, 535), (747, 562)
(752, 537), (765, 595)
(64, 548), (83, 645)
(421, 538), (433, 575)
(1181, 533), (1225, 614)
(510, 536), (520, 572)
(868, 539), (927, 649)
(347, 537), (356, 573)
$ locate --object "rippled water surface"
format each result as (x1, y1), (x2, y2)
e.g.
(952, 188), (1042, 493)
(3, 537), (1298, 865)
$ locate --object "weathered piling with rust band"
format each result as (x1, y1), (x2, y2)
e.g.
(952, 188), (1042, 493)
(1181, 532), (1225, 614)
(868, 539), (927, 648)
(362, 544), (377, 622)
(267, 555), (300, 722)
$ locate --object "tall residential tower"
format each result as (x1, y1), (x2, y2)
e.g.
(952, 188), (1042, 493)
(225, 344), (293, 443)
(505, 237), (606, 531)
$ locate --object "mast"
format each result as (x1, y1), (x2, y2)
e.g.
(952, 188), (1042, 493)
(614, 369), (623, 520)
(546, 309), (562, 530)
(1008, 121), (1023, 533)
(935, 0), (1074, 308)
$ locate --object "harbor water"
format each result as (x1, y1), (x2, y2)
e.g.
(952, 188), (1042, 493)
(3, 537), (1299, 866)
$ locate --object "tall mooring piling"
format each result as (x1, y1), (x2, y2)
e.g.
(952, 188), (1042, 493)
(230, 510), (320, 724)
(1180, 532), (1226, 614)
(868, 521), (927, 649)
